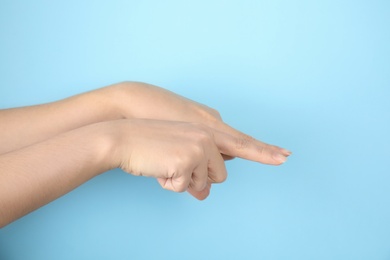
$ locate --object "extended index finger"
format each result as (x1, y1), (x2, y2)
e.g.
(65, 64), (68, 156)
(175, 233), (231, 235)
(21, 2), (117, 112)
(212, 123), (291, 165)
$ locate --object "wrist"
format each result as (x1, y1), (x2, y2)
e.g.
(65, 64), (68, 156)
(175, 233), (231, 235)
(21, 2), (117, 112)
(72, 121), (121, 176)
(88, 120), (134, 173)
(102, 81), (147, 119)
(84, 83), (130, 122)
(100, 82), (132, 119)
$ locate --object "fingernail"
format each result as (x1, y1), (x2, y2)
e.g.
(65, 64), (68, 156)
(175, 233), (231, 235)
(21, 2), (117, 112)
(281, 148), (292, 156)
(273, 153), (287, 163)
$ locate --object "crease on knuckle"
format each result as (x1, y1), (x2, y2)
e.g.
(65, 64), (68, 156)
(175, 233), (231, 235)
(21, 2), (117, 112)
(165, 171), (188, 193)
(174, 174), (190, 192)
(256, 145), (266, 156)
(235, 137), (250, 150)
(189, 180), (205, 191)
(213, 173), (227, 183)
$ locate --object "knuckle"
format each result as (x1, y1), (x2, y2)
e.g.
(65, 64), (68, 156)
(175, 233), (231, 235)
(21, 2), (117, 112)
(209, 108), (222, 120)
(175, 154), (194, 170)
(213, 172), (227, 183)
(191, 174), (208, 191)
(175, 183), (188, 193)
(196, 131), (212, 144)
(190, 182), (205, 191)
(189, 126), (212, 145)
(188, 143), (204, 160)
(174, 177), (189, 192)
(194, 105), (223, 123)
(256, 145), (265, 155)
(235, 137), (250, 150)
(256, 143), (272, 156)
(235, 134), (256, 150)
(163, 173), (188, 193)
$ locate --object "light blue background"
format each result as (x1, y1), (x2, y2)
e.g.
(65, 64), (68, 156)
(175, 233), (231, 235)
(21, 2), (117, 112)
(1, 0), (389, 259)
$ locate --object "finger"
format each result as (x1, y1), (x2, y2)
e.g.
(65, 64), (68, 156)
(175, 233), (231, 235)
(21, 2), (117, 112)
(212, 128), (289, 165)
(157, 174), (191, 193)
(207, 145), (228, 183)
(222, 154), (235, 161)
(188, 182), (212, 200)
(189, 160), (209, 191)
(216, 122), (292, 158)
(280, 148), (293, 157)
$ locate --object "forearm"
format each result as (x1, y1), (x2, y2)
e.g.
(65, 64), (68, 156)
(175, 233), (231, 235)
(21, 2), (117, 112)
(0, 84), (123, 154)
(0, 122), (114, 227)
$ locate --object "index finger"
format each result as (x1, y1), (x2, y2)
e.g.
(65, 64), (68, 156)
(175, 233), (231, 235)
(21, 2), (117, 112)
(212, 125), (291, 165)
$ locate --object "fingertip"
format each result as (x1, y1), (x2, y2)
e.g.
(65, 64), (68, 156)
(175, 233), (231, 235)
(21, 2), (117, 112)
(188, 185), (211, 200)
(253, 146), (288, 165)
(272, 153), (287, 164)
(196, 193), (209, 201)
(280, 148), (292, 157)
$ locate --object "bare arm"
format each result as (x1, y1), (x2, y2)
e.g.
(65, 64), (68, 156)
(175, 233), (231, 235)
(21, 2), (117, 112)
(0, 85), (122, 154)
(0, 121), (113, 227)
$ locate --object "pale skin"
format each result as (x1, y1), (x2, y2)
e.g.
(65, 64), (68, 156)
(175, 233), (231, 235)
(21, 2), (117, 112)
(0, 81), (291, 228)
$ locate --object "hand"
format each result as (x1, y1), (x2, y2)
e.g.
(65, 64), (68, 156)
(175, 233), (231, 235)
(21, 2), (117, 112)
(107, 119), (229, 200)
(0, 118), (231, 226)
(105, 82), (291, 199)
(109, 81), (291, 164)
(106, 119), (281, 200)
